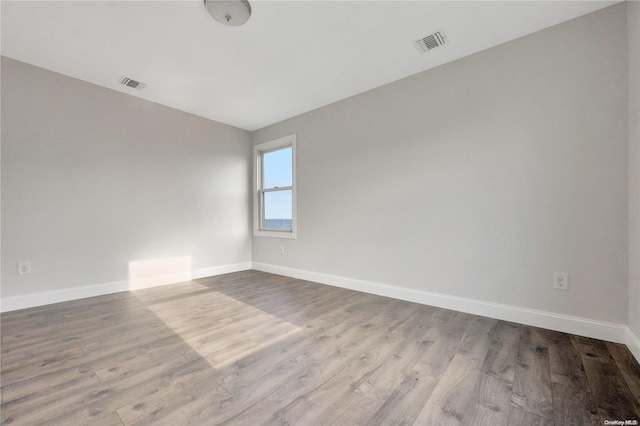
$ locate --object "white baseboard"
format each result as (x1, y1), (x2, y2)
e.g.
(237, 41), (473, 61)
(252, 262), (629, 345)
(192, 263), (252, 279)
(0, 280), (130, 313)
(0, 262), (252, 313)
(626, 327), (640, 364)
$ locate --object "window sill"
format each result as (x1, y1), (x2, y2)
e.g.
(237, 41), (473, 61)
(254, 229), (297, 239)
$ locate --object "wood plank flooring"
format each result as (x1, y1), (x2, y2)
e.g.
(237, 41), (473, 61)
(1, 270), (639, 425)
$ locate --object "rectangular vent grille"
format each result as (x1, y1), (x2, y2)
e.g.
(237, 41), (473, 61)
(415, 31), (447, 54)
(118, 76), (147, 91)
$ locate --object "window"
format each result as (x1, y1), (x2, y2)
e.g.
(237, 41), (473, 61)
(254, 134), (297, 238)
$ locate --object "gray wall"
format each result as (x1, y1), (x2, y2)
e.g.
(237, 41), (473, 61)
(1, 57), (252, 298)
(252, 4), (629, 324)
(629, 0), (640, 337)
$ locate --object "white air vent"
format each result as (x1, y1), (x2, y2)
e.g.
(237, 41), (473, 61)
(118, 76), (147, 91)
(415, 31), (447, 54)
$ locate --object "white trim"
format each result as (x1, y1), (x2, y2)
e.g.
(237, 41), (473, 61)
(192, 263), (252, 279)
(1, 280), (129, 313)
(0, 262), (252, 313)
(626, 326), (640, 364)
(251, 262), (628, 345)
(253, 134), (297, 239)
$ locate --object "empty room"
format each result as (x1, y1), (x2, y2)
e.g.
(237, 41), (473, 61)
(1, 0), (639, 424)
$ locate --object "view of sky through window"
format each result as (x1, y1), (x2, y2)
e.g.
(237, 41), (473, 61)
(263, 147), (292, 222)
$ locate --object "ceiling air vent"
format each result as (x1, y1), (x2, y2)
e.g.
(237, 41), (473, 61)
(118, 76), (147, 91)
(415, 31), (447, 54)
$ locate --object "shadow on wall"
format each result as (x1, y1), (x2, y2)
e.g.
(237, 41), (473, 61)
(128, 256), (192, 290)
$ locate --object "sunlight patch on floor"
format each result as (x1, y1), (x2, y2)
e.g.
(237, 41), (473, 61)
(133, 279), (303, 370)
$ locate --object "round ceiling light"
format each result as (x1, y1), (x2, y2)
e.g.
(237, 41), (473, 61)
(204, 0), (252, 27)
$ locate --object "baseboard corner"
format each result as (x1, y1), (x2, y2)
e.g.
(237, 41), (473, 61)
(626, 326), (640, 364)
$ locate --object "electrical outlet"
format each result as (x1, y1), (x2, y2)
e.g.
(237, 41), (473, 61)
(279, 245), (285, 254)
(18, 261), (31, 275)
(553, 273), (568, 290)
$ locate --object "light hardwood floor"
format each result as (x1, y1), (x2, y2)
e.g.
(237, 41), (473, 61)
(1, 270), (639, 425)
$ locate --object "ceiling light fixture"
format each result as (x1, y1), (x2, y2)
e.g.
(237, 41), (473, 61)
(204, 0), (252, 26)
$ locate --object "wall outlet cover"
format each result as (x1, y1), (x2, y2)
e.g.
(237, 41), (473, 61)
(554, 273), (568, 290)
(18, 261), (32, 275)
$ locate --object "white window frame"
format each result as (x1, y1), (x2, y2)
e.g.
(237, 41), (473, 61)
(254, 134), (297, 239)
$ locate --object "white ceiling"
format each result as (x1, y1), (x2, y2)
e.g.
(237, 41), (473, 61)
(1, 0), (620, 131)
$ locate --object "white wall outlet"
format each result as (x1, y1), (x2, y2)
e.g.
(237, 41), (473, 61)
(553, 273), (568, 290)
(18, 261), (31, 275)
(279, 245), (285, 254)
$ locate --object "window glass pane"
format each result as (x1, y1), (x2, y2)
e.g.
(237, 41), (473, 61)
(263, 190), (292, 229)
(263, 147), (292, 189)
